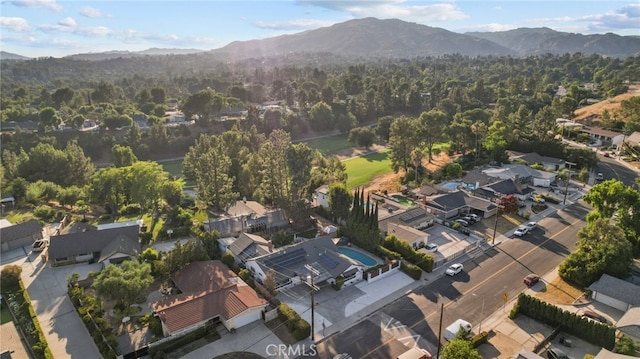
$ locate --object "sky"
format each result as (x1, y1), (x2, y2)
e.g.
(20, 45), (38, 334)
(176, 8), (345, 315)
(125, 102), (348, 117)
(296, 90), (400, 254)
(1, 0), (639, 58)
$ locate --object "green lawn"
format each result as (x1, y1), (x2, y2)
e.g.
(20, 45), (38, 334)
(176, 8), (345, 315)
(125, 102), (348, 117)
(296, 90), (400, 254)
(344, 149), (393, 189)
(300, 133), (353, 155)
(161, 159), (185, 178)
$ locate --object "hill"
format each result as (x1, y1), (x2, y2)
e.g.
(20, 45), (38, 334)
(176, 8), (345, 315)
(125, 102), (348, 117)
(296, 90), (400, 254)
(65, 48), (204, 60)
(211, 17), (515, 59)
(466, 27), (640, 57)
(574, 84), (640, 123)
(0, 51), (30, 60)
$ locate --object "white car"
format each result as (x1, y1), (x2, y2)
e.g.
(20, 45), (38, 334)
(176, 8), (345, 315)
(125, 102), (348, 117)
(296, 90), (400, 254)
(424, 243), (438, 252)
(514, 226), (529, 237)
(454, 219), (469, 227)
(525, 221), (537, 230)
(445, 263), (464, 276)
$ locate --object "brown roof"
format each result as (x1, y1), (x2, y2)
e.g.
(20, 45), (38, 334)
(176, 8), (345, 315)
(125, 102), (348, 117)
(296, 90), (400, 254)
(153, 260), (266, 334)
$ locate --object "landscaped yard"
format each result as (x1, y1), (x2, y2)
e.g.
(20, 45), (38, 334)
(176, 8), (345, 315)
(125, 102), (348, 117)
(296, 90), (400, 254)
(534, 276), (584, 305)
(0, 303), (13, 325)
(344, 149), (393, 189)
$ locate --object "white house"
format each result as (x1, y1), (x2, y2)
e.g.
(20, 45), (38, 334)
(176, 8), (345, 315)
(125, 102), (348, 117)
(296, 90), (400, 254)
(313, 185), (330, 208)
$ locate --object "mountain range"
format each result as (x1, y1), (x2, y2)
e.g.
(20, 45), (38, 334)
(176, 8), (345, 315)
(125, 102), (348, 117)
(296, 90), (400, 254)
(2, 17), (639, 61)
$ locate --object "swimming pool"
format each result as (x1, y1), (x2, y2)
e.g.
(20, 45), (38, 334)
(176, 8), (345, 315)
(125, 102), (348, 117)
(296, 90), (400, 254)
(338, 247), (378, 267)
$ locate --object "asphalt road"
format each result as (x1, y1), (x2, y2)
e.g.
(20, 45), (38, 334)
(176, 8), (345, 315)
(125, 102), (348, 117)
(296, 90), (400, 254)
(595, 155), (639, 188)
(314, 201), (591, 359)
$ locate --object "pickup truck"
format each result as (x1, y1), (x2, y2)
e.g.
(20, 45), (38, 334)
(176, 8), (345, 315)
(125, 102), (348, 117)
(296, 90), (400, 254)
(32, 238), (49, 252)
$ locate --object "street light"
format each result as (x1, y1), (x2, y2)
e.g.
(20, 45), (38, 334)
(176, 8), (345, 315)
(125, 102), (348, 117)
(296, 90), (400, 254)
(472, 293), (485, 333)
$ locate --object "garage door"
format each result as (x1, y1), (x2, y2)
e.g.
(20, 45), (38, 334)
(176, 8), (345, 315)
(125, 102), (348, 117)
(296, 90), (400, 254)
(593, 292), (628, 312)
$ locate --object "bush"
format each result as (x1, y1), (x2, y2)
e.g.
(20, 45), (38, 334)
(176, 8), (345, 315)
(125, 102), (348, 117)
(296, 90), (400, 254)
(149, 326), (208, 357)
(277, 303), (311, 340)
(471, 331), (489, 348)
(332, 276), (345, 290)
(1, 265), (23, 290)
(401, 261), (422, 280)
(376, 245), (401, 259)
(509, 304), (519, 319)
(120, 203), (142, 215)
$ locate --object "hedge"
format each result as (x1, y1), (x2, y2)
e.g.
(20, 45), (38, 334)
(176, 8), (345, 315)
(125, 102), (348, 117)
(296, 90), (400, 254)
(400, 261), (422, 280)
(149, 327), (208, 357)
(277, 303), (311, 341)
(376, 245), (401, 259)
(1, 268), (54, 359)
(383, 236), (434, 272)
(471, 331), (489, 348)
(68, 285), (118, 358)
(516, 293), (615, 349)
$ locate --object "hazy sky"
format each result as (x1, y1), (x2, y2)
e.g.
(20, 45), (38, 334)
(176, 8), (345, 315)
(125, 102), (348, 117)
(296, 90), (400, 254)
(1, 0), (639, 58)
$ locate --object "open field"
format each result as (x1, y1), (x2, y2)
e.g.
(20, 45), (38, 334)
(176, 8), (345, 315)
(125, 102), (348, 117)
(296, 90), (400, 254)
(344, 149), (393, 189)
(301, 133), (353, 155)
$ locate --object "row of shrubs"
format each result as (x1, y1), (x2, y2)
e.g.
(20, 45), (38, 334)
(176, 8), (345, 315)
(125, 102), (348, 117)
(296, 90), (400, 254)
(512, 293), (615, 350)
(380, 235), (434, 272)
(68, 284), (119, 358)
(1, 265), (54, 359)
(277, 303), (311, 341)
(148, 324), (220, 359)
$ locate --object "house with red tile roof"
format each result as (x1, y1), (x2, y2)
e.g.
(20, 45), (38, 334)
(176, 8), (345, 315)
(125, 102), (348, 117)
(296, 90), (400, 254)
(152, 260), (268, 337)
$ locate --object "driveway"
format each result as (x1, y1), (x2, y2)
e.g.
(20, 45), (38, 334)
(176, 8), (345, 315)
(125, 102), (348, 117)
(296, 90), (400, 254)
(1, 245), (102, 359)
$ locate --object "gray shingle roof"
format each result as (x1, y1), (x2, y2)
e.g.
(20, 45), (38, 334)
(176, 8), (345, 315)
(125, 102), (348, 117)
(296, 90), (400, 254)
(0, 219), (42, 243)
(589, 274), (640, 306)
(48, 226), (139, 261)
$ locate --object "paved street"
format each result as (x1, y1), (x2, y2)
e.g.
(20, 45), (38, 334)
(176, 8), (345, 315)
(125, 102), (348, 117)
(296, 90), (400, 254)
(313, 201), (590, 358)
(1, 247), (102, 359)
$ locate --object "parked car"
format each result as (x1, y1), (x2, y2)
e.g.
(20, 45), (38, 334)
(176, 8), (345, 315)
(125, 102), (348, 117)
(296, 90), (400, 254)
(445, 263), (464, 276)
(458, 228), (470, 236)
(581, 310), (607, 323)
(462, 215), (476, 224)
(524, 273), (540, 287)
(525, 221), (537, 230)
(514, 226), (529, 237)
(596, 172), (604, 181)
(468, 214), (481, 222)
(533, 195), (546, 203)
(547, 347), (569, 359)
(454, 219), (469, 227)
(424, 243), (438, 252)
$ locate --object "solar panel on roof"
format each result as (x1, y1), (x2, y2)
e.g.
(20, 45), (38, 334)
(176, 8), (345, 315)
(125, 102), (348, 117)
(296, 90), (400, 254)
(318, 253), (339, 268)
(399, 210), (425, 222)
(264, 247), (306, 270)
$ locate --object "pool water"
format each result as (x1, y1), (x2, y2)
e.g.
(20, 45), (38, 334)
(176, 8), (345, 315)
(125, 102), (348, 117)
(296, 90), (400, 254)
(338, 247), (377, 267)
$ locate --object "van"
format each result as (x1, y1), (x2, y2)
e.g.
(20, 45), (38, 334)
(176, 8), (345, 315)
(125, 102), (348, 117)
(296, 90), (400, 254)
(397, 347), (432, 359)
(444, 319), (472, 341)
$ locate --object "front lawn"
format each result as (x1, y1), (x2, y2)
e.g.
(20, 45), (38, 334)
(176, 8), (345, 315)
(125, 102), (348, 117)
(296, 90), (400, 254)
(344, 149), (393, 189)
(0, 303), (13, 324)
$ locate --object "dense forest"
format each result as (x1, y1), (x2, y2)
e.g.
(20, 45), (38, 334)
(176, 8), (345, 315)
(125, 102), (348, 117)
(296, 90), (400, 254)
(2, 53), (640, 225)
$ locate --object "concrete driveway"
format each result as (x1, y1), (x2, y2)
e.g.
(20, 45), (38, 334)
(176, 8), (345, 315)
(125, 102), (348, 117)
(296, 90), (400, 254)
(1, 245), (102, 359)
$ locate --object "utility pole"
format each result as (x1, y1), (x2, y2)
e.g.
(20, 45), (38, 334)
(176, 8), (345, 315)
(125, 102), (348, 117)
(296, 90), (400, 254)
(436, 303), (444, 359)
(304, 264), (320, 342)
(491, 204), (503, 245)
(563, 161), (576, 205)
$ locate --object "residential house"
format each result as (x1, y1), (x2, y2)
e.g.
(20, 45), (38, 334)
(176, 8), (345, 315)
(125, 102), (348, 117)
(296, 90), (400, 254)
(422, 191), (497, 219)
(507, 151), (566, 171)
(245, 234), (357, 292)
(131, 113), (149, 129)
(220, 232), (273, 265)
(1, 194), (15, 213)
(204, 200), (289, 237)
(152, 260), (267, 337)
(623, 131), (640, 151)
(615, 306), (640, 343)
(79, 120), (99, 132)
(48, 226), (140, 266)
(386, 223), (429, 249)
(379, 207), (435, 233)
(313, 185), (330, 209)
(580, 126), (625, 148)
(588, 274), (640, 312)
(482, 165), (556, 188)
(459, 171), (497, 190)
(473, 178), (536, 202)
(0, 219), (43, 251)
